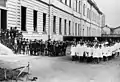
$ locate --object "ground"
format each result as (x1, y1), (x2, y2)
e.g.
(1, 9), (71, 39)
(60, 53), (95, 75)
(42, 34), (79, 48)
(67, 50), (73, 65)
(0, 55), (120, 82)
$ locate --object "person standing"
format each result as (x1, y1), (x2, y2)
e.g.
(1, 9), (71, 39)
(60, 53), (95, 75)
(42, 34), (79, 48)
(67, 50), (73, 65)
(70, 44), (76, 61)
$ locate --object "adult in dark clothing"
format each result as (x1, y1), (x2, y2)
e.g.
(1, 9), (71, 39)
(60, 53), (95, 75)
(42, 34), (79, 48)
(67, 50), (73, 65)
(22, 38), (26, 54)
(44, 41), (49, 56)
(41, 41), (45, 56)
(26, 39), (30, 55)
(55, 42), (59, 56)
(36, 40), (41, 56)
(33, 39), (38, 56)
(17, 38), (22, 54)
(13, 27), (17, 38)
(29, 40), (33, 55)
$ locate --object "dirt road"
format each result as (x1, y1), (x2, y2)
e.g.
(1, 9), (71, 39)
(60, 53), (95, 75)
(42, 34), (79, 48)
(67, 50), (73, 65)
(28, 56), (120, 82)
(0, 56), (120, 82)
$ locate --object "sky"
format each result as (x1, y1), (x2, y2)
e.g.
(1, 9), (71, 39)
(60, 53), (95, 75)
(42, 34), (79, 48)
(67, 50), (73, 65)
(95, 0), (120, 28)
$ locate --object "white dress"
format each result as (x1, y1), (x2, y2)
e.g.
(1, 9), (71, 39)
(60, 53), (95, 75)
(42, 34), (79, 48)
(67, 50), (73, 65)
(76, 44), (81, 57)
(98, 48), (103, 58)
(78, 46), (84, 57)
(93, 48), (99, 58)
(70, 45), (75, 56)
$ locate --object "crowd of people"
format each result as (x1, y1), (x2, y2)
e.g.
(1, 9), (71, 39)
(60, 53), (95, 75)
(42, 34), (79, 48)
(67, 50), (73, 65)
(0, 27), (72, 56)
(1, 27), (120, 62)
(1, 27), (22, 51)
(70, 39), (120, 64)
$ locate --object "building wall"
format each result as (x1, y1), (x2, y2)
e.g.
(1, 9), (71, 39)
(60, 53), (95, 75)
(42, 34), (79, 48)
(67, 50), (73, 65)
(5, 0), (105, 41)
(50, 0), (82, 40)
(6, 0), (49, 40)
(81, 0), (102, 37)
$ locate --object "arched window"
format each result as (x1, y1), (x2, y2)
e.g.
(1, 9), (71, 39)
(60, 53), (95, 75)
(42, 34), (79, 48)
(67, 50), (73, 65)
(79, 1), (81, 13)
(65, 0), (67, 5)
(76, 0), (77, 12)
(83, 4), (85, 16)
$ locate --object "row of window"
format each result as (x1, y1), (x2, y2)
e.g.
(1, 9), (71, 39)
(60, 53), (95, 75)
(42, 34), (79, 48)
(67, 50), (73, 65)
(53, 16), (82, 36)
(91, 11), (100, 24)
(59, 0), (72, 8)
(21, 6), (101, 36)
(21, 6), (47, 33)
(86, 7), (100, 24)
(58, 0), (101, 24)
(59, 0), (81, 13)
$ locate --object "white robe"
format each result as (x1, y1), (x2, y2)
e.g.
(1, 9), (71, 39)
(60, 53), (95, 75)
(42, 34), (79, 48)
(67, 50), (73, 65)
(98, 48), (103, 58)
(76, 44), (81, 56)
(78, 46), (84, 57)
(70, 45), (75, 56)
(93, 48), (99, 58)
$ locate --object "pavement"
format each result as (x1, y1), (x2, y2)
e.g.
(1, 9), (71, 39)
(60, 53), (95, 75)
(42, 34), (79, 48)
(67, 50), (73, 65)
(0, 55), (120, 82)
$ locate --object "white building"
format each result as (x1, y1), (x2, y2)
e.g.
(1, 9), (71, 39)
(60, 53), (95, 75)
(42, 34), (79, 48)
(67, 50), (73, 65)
(1, 0), (105, 41)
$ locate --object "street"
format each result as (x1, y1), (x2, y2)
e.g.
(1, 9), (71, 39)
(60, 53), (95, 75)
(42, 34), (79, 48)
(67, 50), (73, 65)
(0, 55), (120, 82)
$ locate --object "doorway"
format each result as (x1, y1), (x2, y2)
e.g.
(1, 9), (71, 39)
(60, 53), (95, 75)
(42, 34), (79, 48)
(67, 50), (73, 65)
(1, 9), (7, 30)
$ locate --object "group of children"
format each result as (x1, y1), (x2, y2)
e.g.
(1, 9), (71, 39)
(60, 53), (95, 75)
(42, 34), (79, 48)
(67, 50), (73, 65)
(70, 40), (120, 63)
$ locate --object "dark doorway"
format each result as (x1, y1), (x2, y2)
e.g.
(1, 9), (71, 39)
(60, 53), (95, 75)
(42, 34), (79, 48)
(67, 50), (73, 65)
(1, 9), (7, 30)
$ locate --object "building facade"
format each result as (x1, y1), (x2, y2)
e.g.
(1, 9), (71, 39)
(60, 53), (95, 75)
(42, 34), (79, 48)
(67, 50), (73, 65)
(1, 0), (105, 41)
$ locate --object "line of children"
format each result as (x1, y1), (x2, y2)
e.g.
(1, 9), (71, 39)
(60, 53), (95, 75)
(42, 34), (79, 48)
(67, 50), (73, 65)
(70, 40), (120, 64)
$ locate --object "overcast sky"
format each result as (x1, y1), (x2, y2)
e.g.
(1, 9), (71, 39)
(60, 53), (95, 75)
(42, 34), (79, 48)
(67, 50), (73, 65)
(95, 0), (120, 28)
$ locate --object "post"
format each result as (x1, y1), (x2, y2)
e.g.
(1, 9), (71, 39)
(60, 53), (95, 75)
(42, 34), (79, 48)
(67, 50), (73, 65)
(26, 62), (30, 82)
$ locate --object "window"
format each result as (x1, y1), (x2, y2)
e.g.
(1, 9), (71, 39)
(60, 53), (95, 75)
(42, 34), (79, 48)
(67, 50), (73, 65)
(75, 23), (77, 36)
(80, 26), (81, 36)
(64, 19), (67, 35)
(43, 13), (46, 33)
(89, 10), (91, 19)
(21, 6), (26, 31)
(79, 1), (81, 13)
(65, 0), (67, 5)
(76, 0), (77, 12)
(53, 16), (56, 34)
(83, 4), (85, 16)
(69, 0), (71, 7)
(72, 22), (74, 35)
(69, 21), (71, 35)
(78, 24), (80, 36)
(59, 18), (62, 34)
(87, 8), (89, 18)
(33, 10), (37, 32)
